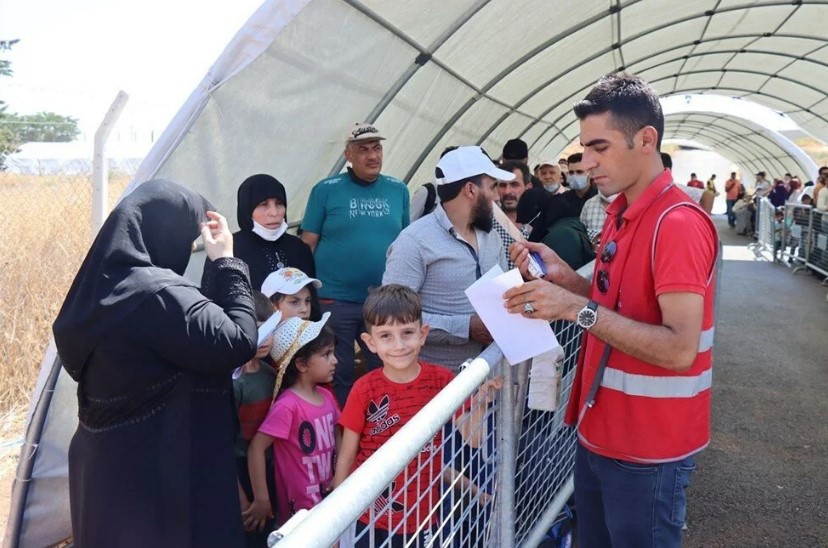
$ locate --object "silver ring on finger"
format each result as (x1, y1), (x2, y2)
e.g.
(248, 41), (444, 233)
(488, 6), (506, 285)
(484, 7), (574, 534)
(523, 302), (535, 315)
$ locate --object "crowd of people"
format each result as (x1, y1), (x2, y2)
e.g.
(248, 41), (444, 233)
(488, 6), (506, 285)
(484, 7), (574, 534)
(54, 73), (717, 548)
(721, 168), (828, 238)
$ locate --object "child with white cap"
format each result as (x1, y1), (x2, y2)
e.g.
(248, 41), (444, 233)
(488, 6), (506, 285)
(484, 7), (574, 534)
(244, 313), (340, 530)
(261, 267), (323, 321)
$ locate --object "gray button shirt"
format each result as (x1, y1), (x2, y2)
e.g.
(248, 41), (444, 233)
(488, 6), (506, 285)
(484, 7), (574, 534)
(383, 204), (507, 370)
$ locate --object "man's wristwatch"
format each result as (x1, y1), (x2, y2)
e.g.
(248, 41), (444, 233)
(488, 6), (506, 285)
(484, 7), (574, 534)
(576, 300), (599, 330)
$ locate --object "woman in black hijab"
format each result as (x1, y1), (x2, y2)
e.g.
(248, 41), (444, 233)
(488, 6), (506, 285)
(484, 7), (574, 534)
(234, 175), (315, 285)
(53, 179), (258, 547)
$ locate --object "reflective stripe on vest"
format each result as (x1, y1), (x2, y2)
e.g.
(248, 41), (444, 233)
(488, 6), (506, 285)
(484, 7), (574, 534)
(600, 367), (712, 398)
(698, 327), (715, 353)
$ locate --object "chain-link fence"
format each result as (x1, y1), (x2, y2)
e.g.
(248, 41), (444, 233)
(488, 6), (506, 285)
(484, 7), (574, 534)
(0, 159), (139, 414)
(272, 289), (592, 547)
(781, 203), (828, 278)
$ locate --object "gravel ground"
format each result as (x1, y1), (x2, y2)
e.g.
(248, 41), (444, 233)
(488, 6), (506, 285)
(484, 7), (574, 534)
(684, 218), (828, 547)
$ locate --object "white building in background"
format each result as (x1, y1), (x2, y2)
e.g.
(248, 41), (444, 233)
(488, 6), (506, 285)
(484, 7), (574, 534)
(5, 141), (151, 175)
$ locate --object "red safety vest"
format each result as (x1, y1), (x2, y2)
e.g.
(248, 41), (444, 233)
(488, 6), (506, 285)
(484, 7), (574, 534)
(564, 179), (717, 463)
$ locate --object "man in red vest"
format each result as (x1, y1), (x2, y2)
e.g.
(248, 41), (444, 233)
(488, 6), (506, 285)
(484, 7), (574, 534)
(504, 73), (717, 547)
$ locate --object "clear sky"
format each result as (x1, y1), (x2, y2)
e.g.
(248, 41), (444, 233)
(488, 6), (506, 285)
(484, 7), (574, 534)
(0, 0), (262, 143)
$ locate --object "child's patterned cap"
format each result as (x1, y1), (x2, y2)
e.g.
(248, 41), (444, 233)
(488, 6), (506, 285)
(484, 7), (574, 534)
(261, 267), (322, 298)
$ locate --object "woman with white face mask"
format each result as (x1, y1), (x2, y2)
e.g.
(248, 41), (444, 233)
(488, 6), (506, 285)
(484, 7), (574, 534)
(203, 174), (318, 318)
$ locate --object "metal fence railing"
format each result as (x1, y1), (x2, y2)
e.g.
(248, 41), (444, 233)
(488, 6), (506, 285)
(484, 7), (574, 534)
(749, 197), (776, 261)
(781, 203), (828, 280)
(271, 261), (596, 548)
(270, 345), (507, 547)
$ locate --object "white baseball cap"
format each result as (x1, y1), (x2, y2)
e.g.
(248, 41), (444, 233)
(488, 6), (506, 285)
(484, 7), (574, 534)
(261, 267), (322, 298)
(436, 146), (516, 185)
(345, 122), (386, 144)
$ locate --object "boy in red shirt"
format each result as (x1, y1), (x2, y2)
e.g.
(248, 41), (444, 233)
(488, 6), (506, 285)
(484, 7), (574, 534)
(334, 284), (498, 547)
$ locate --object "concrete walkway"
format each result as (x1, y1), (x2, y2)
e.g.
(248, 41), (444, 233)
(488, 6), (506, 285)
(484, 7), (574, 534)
(685, 216), (828, 547)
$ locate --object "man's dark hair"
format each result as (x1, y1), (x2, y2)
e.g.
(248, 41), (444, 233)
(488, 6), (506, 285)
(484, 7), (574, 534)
(784, 172), (792, 177)
(661, 152), (672, 169)
(363, 284), (422, 328)
(691, 172), (697, 178)
(500, 160), (530, 185)
(573, 73), (664, 150)
(731, 172), (737, 177)
(502, 138), (529, 160)
(567, 152), (582, 165)
(819, 166), (828, 175)
(436, 175), (484, 203)
(440, 146), (459, 159)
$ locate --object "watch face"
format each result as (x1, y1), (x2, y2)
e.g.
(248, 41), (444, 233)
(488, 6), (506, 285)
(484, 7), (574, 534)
(578, 308), (597, 328)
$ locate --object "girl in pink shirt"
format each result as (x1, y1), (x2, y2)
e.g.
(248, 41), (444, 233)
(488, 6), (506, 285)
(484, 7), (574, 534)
(245, 313), (341, 530)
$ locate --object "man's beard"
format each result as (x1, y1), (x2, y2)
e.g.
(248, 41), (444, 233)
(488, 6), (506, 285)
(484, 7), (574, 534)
(472, 194), (494, 232)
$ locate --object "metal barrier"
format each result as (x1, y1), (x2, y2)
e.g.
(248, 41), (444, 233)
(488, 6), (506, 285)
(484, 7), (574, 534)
(272, 260), (596, 547)
(780, 204), (828, 277)
(272, 345), (510, 547)
(806, 208), (828, 278)
(780, 203), (812, 268)
(749, 198), (776, 261)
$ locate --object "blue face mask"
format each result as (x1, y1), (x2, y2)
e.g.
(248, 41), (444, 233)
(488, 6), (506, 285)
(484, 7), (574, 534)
(568, 174), (589, 191)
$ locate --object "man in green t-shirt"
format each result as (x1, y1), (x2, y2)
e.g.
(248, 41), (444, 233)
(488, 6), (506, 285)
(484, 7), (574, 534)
(300, 123), (410, 406)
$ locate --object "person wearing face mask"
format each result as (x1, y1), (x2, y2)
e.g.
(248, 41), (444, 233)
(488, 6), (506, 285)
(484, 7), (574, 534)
(580, 188), (619, 247)
(203, 174), (317, 317)
(561, 152), (599, 215)
(537, 159), (566, 194)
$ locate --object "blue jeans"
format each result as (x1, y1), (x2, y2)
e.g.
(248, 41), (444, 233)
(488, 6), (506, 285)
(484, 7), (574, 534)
(320, 299), (382, 407)
(574, 443), (696, 548)
(726, 199), (737, 227)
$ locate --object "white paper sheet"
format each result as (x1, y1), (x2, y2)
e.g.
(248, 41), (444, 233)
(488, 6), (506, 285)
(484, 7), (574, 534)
(257, 310), (282, 346)
(817, 233), (827, 251)
(465, 266), (560, 365)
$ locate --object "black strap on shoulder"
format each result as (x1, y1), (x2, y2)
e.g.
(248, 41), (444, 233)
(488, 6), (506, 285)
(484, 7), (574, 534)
(423, 182), (437, 215)
(585, 342), (612, 408)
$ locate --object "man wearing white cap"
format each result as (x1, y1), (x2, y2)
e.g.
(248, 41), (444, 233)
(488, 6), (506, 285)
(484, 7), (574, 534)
(301, 123), (410, 405)
(383, 146), (511, 370)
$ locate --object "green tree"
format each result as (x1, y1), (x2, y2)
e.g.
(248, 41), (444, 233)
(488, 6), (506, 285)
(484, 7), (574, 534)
(0, 39), (20, 169)
(7, 111), (80, 142)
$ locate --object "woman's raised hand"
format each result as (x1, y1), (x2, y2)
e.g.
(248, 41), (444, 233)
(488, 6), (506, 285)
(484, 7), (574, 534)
(201, 211), (234, 260)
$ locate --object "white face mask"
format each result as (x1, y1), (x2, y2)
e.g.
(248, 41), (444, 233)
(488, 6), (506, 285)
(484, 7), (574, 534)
(252, 219), (288, 241)
(544, 183), (560, 193)
(599, 190), (619, 203)
(568, 174), (589, 191)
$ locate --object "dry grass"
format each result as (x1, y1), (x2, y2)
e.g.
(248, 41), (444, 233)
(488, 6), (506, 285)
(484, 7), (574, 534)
(0, 172), (130, 419)
(0, 172), (129, 537)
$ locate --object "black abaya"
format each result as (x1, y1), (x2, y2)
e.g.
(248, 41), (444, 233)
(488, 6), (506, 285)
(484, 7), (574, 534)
(53, 180), (257, 548)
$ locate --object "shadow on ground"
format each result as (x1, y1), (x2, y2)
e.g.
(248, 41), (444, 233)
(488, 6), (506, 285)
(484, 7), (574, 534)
(685, 216), (828, 547)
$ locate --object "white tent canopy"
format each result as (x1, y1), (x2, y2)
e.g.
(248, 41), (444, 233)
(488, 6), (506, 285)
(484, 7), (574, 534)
(664, 111), (816, 178)
(130, 0), (827, 228)
(9, 1), (827, 546)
